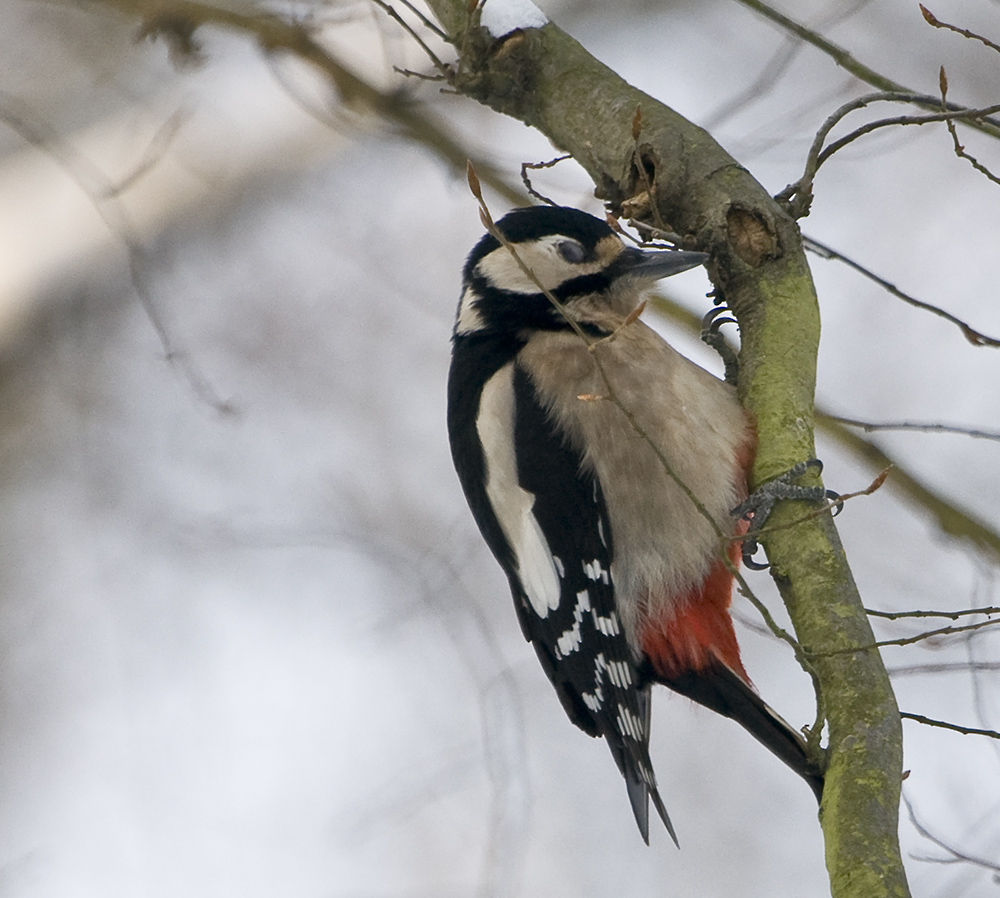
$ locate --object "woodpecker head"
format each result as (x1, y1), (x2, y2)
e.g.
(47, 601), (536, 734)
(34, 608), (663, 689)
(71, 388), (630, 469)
(455, 206), (708, 338)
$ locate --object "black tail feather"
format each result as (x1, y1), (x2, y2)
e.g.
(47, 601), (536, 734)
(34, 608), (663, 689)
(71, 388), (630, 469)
(607, 687), (679, 846)
(658, 659), (825, 802)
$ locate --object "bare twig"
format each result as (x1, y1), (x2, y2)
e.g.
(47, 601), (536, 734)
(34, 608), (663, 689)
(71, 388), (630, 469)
(938, 66), (1000, 187)
(817, 104), (1000, 169)
(369, 0), (451, 75)
(0, 94), (234, 415)
(828, 416), (1000, 442)
(803, 234), (1000, 347)
(704, 0), (875, 130)
(95, 0), (524, 204)
(395, 0), (449, 40)
(920, 5), (1000, 56)
(519, 154), (571, 206)
(901, 713), (1000, 740)
(778, 92), (1000, 218)
(104, 106), (191, 197)
(732, 0), (1000, 139)
(866, 606), (1000, 621)
(905, 795), (1000, 873)
(810, 618), (1000, 657)
(888, 661), (1000, 676)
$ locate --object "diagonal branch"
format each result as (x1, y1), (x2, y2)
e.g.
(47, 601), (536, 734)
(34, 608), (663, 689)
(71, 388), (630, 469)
(731, 0), (1000, 140)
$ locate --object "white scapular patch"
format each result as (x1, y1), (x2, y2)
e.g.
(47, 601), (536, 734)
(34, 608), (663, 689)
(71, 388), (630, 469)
(555, 589), (591, 658)
(480, 0), (548, 38)
(616, 704), (644, 741)
(478, 364), (561, 618)
(455, 286), (485, 335)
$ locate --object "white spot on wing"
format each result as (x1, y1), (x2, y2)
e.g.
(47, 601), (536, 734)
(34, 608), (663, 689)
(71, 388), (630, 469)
(617, 704), (644, 741)
(477, 364), (561, 618)
(583, 559), (610, 584)
(582, 654), (635, 714)
(555, 590), (591, 658)
(480, 0), (548, 38)
(592, 608), (621, 637)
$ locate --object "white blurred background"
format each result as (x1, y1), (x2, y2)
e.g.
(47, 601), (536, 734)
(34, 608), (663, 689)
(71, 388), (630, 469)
(0, 1), (998, 895)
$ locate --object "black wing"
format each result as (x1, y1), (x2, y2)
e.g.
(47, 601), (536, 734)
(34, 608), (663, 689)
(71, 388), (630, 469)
(447, 335), (674, 843)
(510, 362), (674, 845)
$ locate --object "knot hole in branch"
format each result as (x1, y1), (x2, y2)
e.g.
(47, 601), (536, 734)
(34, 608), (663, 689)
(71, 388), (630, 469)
(726, 205), (780, 267)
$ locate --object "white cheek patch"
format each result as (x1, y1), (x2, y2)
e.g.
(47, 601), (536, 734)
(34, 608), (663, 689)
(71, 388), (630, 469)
(475, 236), (607, 295)
(477, 364), (561, 618)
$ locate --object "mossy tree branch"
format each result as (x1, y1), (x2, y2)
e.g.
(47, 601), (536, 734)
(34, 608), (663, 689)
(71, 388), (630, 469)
(423, 3), (908, 896)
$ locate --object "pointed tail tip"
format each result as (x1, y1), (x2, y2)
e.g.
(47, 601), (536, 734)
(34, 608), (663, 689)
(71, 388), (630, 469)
(627, 777), (679, 848)
(651, 786), (679, 848)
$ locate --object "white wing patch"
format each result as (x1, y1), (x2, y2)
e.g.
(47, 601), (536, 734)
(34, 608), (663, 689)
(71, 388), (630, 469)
(477, 363), (561, 618)
(455, 286), (486, 335)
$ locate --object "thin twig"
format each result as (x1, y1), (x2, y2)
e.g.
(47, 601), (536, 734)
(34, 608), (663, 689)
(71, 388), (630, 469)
(866, 605), (1000, 621)
(0, 93), (234, 415)
(888, 661), (1000, 676)
(704, 0), (875, 130)
(905, 795), (1000, 872)
(97, 0), (525, 204)
(920, 5), (1000, 56)
(369, 0), (450, 75)
(778, 92), (1000, 218)
(396, 0), (449, 40)
(938, 66), (1000, 187)
(809, 618), (1000, 657)
(732, 0), (1000, 139)
(803, 234), (1000, 346)
(901, 712), (1000, 740)
(520, 154), (571, 206)
(828, 416), (1000, 442)
(104, 106), (191, 197)
(816, 104), (1000, 168)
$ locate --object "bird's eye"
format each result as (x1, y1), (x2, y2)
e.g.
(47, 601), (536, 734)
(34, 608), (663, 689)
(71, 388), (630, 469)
(556, 240), (587, 264)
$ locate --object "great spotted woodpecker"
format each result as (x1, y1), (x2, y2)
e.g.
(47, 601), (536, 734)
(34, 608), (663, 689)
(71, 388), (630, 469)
(446, 205), (824, 844)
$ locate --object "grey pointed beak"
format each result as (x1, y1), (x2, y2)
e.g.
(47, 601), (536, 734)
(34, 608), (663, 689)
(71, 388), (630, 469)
(627, 249), (709, 280)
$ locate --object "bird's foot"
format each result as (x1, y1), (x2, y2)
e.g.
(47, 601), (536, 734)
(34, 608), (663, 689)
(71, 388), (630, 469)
(700, 306), (740, 386)
(733, 459), (842, 569)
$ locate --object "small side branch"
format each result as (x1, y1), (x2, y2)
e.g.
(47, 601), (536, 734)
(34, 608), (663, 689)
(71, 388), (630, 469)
(901, 712), (1000, 740)
(803, 234), (1000, 347)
